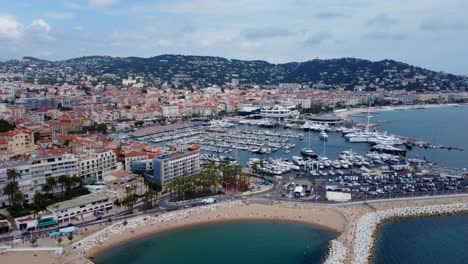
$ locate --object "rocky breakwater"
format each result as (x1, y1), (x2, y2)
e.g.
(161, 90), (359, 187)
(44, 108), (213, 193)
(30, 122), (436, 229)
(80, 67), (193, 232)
(323, 239), (347, 264)
(351, 202), (468, 264)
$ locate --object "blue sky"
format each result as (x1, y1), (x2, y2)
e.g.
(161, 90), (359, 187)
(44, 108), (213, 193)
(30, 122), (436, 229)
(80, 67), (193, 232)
(0, 0), (467, 74)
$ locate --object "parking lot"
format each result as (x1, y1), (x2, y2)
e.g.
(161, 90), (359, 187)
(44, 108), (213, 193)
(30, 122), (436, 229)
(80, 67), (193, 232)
(323, 172), (468, 201)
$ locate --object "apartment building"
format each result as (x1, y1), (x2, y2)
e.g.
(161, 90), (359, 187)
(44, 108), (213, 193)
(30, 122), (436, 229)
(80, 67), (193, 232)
(151, 148), (201, 187)
(0, 154), (78, 206)
(0, 129), (37, 161)
(78, 150), (119, 183)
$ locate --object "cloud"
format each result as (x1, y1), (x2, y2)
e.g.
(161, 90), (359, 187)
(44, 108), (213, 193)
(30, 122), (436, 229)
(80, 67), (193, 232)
(367, 13), (399, 28)
(242, 27), (294, 40)
(314, 11), (350, 19)
(44, 12), (74, 20)
(420, 19), (468, 31)
(64, 1), (81, 9)
(0, 13), (22, 40)
(364, 32), (407, 40)
(89, 0), (120, 8)
(240, 41), (263, 49)
(27, 19), (54, 42)
(303, 31), (332, 46)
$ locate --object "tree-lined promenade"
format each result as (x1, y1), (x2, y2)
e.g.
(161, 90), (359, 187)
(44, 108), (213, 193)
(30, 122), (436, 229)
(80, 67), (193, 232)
(167, 164), (249, 201)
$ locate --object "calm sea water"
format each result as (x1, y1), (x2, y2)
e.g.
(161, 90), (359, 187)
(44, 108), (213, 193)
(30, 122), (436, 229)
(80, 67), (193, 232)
(374, 214), (468, 264)
(94, 221), (336, 264)
(352, 106), (468, 169)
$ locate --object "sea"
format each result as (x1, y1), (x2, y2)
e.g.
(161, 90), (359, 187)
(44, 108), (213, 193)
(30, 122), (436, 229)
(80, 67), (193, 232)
(93, 221), (336, 264)
(374, 214), (468, 264)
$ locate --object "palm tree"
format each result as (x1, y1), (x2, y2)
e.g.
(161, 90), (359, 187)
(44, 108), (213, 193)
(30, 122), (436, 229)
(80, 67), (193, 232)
(70, 176), (82, 188)
(57, 175), (69, 193)
(7, 169), (21, 186)
(2, 182), (17, 206)
(12, 191), (25, 208)
(42, 184), (52, 197)
(46, 177), (57, 193)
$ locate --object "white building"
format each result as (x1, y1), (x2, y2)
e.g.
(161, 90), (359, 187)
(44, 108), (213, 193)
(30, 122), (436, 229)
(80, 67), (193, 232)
(162, 105), (180, 117)
(0, 154), (79, 206)
(260, 105), (299, 120)
(78, 150), (119, 183)
(47, 193), (113, 223)
(151, 148), (201, 187)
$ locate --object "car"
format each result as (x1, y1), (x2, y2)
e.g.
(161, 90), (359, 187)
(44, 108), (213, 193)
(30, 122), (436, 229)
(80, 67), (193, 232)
(96, 216), (103, 221)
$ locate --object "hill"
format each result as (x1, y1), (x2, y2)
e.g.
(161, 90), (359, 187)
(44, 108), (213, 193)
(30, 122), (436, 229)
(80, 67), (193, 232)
(0, 55), (466, 91)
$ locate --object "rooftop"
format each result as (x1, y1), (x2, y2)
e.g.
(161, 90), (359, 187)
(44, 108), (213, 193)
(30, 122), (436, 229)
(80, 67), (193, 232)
(47, 193), (109, 211)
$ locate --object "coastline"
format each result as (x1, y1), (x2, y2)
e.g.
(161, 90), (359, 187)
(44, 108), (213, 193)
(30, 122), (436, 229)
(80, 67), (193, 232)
(76, 201), (348, 260)
(336, 103), (463, 120)
(347, 200), (468, 264)
(369, 210), (468, 264)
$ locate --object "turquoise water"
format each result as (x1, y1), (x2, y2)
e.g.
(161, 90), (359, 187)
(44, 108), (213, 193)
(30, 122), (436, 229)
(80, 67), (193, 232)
(352, 106), (468, 168)
(374, 214), (468, 264)
(93, 221), (336, 264)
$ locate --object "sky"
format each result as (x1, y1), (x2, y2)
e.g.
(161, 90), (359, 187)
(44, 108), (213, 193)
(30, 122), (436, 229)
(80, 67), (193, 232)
(0, 0), (467, 74)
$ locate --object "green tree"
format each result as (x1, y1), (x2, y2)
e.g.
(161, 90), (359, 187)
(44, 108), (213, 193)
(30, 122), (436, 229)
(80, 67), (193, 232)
(46, 177), (57, 192)
(2, 182), (17, 206)
(57, 175), (70, 193)
(0, 120), (15, 132)
(96, 123), (108, 133)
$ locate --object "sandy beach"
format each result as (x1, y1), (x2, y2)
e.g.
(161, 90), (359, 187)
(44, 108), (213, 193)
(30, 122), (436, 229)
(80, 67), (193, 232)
(4, 196), (468, 264)
(83, 201), (348, 259)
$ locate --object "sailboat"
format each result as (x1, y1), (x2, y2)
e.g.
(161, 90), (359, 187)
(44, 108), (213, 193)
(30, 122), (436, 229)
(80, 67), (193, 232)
(301, 131), (318, 158)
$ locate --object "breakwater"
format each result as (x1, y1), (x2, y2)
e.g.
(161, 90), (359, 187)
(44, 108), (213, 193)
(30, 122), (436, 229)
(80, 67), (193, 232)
(350, 203), (468, 264)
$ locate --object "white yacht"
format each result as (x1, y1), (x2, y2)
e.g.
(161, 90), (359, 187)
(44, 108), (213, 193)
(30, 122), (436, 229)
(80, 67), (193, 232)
(319, 130), (328, 140)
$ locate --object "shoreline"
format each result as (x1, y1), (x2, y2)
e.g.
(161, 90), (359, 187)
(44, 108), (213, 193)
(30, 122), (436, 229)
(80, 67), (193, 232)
(73, 201), (348, 261)
(89, 217), (341, 260)
(336, 103), (464, 120)
(369, 210), (468, 263)
(348, 202), (468, 264)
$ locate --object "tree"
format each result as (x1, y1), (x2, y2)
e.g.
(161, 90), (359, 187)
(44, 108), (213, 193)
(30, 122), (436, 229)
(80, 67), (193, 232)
(33, 132), (42, 143)
(0, 120), (15, 133)
(42, 184), (52, 196)
(57, 175), (70, 193)
(2, 182), (17, 207)
(57, 237), (62, 244)
(7, 169), (21, 186)
(134, 120), (144, 127)
(122, 185), (138, 213)
(46, 177), (57, 192)
(67, 234), (73, 241)
(96, 123), (108, 134)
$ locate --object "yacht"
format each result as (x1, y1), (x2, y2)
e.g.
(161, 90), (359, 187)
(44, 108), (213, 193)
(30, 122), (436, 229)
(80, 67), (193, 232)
(301, 148), (318, 158)
(319, 130), (328, 140)
(292, 156), (306, 166)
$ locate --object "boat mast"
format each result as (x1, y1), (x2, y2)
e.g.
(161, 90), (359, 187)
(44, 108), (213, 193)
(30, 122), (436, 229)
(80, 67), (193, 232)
(366, 99), (372, 132)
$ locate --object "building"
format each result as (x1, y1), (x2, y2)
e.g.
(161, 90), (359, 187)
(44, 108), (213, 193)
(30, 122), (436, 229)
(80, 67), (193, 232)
(308, 114), (344, 126)
(151, 148), (201, 187)
(0, 129), (37, 161)
(124, 151), (148, 170)
(259, 105), (299, 120)
(162, 105), (180, 117)
(47, 193), (113, 223)
(78, 150), (119, 183)
(0, 154), (79, 206)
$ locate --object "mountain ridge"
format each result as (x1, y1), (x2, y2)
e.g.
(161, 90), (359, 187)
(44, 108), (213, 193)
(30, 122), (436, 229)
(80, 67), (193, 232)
(0, 54), (466, 90)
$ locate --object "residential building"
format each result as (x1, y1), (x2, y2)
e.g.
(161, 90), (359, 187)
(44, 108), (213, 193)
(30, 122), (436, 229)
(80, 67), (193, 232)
(151, 147), (201, 187)
(78, 150), (119, 183)
(0, 129), (37, 161)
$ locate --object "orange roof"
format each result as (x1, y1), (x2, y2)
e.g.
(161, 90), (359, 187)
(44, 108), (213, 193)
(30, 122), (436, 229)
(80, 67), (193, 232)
(0, 139), (7, 144)
(125, 151), (147, 158)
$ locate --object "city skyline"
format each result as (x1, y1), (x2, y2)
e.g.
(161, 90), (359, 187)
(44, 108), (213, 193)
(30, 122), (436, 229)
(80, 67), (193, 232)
(0, 0), (467, 74)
